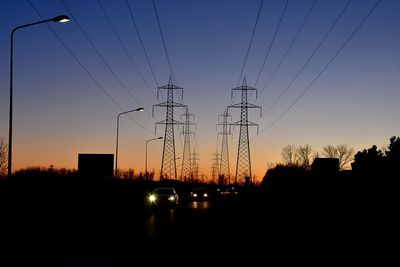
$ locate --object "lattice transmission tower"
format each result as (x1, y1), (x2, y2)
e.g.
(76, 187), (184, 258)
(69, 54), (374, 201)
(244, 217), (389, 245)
(180, 108), (195, 182)
(217, 108), (232, 185)
(191, 149), (200, 182)
(153, 77), (186, 179)
(228, 77), (261, 184)
(211, 150), (221, 183)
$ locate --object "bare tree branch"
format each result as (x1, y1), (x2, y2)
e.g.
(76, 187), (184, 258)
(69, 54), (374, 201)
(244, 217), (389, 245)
(0, 138), (8, 177)
(296, 144), (313, 170)
(337, 144), (355, 170)
(322, 145), (338, 158)
(282, 145), (298, 167)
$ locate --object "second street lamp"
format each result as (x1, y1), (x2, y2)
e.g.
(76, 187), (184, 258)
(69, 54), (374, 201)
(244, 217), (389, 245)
(145, 137), (163, 180)
(8, 15), (70, 178)
(115, 107), (144, 178)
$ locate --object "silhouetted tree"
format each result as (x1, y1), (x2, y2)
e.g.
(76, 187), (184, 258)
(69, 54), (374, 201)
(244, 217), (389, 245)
(296, 145), (313, 170)
(281, 145), (298, 167)
(266, 162), (278, 171)
(0, 138), (7, 177)
(13, 166), (77, 178)
(137, 171), (144, 180)
(322, 144), (354, 170)
(384, 136), (400, 175)
(120, 168), (136, 179)
(147, 169), (155, 181)
(337, 145), (355, 170)
(322, 145), (337, 158)
(352, 145), (384, 175)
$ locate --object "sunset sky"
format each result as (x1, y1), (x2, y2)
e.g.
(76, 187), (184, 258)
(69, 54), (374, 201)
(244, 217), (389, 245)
(0, 0), (399, 181)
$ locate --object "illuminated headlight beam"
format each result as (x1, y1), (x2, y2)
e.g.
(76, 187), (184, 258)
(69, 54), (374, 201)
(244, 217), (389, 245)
(149, 195), (156, 202)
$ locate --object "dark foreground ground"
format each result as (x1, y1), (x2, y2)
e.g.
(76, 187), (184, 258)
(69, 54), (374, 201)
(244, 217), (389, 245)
(0, 177), (395, 266)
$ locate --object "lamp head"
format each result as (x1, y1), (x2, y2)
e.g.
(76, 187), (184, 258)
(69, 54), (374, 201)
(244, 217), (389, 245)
(52, 15), (70, 23)
(136, 107), (144, 112)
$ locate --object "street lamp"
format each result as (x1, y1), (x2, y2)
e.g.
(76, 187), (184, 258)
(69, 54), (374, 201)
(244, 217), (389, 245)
(8, 15), (70, 177)
(145, 137), (163, 180)
(115, 107), (144, 178)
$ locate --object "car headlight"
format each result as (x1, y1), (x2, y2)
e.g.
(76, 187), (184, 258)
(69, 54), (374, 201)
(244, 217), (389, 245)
(193, 193), (198, 197)
(168, 196), (175, 201)
(203, 193), (208, 197)
(149, 195), (156, 202)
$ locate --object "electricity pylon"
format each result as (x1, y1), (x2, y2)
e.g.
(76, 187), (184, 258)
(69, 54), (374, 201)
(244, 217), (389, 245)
(153, 76), (186, 179)
(217, 108), (232, 184)
(191, 149), (200, 182)
(228, 77), (261, 184)
(180, 108), (195, 182)
(211, 150), (221, 183)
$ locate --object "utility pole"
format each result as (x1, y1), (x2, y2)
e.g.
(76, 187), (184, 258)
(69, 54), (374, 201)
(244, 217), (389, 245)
(217, 108), (232, 185)
(228, 77), (261, 184)
(153, 76), (186, 179)
(180, 108), (195, 182)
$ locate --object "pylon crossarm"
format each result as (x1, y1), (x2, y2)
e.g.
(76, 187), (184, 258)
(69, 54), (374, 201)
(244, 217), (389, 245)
(231, 86), (257, 91)
(230, 120), (258, 127)
(156, 119), (184, 126)
(246, 103), (262, 109)
(154, 102), (186, 108)
(228, 103), (242, 109)
(158, 84), (183, 90)
(153, 102), (168, 107)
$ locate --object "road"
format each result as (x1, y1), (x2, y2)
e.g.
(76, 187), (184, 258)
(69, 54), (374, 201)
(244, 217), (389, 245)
(1, 180), (392, 266)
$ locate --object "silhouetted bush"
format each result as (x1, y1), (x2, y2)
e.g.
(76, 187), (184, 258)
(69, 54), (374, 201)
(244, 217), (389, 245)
(352, 136), (400, 178)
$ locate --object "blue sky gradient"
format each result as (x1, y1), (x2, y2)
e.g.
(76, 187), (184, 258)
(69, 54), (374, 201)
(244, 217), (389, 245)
(1, 0), (399, 180)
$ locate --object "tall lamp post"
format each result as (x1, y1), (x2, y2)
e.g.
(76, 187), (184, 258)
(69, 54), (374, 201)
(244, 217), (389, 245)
(145, 137), (163, 180)
(115, 107), (144, 178)
(8, 15), (70, 177)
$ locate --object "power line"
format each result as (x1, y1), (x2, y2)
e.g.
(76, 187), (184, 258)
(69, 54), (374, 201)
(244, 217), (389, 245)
(152, 0), (175, 81)
(254, 0), (290, 88)
(151, 0), (185, 112)
(59, 0), (154, 117)
(260, 0), (318, 95)
(124, 0), (159, 88)
(26, 0), (154, 134)
(255, 0), (382, 137)
(230, 0), (264, 110)
(96, 0), (155, 99)
(236, 0), (264, 87)
(260, 0), (352, 118)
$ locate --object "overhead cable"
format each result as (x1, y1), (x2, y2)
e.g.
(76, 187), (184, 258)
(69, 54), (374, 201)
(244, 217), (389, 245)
(26, 0), (154, 134)
(255, 0), (382, 137)
(254, 0), (290, 88)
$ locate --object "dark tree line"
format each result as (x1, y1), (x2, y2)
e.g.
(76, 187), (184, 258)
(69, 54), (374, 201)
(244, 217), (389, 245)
(264, 136), (399, 184)
(13, 166), (78, 178)
(280, 144), (354, 171)
(352, 136), (400, 177)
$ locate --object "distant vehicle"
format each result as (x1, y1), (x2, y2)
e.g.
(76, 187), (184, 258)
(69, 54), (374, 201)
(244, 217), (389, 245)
(218, 186), (239, 197)
(190, 187), (210, 201)
(147, 187), (179, 206)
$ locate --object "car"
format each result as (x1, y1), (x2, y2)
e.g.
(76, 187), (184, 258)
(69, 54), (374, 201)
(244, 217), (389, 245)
(190, 187), (210, 201)
(147, 187), (179, 206)
(218, 186), (239, 197)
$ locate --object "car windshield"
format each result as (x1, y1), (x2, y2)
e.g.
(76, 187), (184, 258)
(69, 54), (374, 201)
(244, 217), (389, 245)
(193, 188), (206, 192)
(155, 188), (175, 195)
